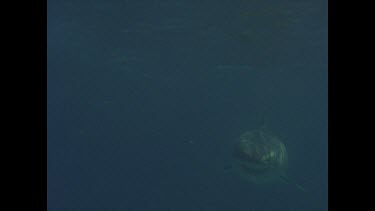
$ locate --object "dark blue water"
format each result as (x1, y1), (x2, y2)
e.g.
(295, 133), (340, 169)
(48, 0), (327, 210)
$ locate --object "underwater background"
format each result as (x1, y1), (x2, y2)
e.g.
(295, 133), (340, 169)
(47, 0), (327, 210)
